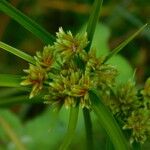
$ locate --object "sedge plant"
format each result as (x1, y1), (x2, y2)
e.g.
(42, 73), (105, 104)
(0, 0), (149, 150)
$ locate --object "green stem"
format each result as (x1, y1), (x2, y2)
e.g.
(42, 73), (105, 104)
(0, 0), (55, 45)
(132, 142), (141, 150)
(0, 116), (26, 150)
(59, 104), (79, 150)
(0, 42), (35, 64)
(83, 108), (94, 150)
(89, 90), (130, 150)
(106, 137), (114, 150)
(86, 0), (103, 52)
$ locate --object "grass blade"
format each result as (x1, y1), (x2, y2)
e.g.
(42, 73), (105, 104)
(0, 41), (35, 64)
(83, 108), (94, 150)
(0, 74), (22, 87)
(103, 24), (147, 63)
(59, 104), (79, 150)
(106, 138), (114, 150)
(86, 0), (103, 52)
(89, 90), (130, 150)
(0, 95), (43, 107)
(0, 88), (21, 98)
(0, 0), (55, 45)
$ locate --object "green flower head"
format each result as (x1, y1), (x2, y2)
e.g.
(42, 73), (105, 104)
(45, 69), (95, 109)
(34, 45), (55, 71)
(21, 64), (47, 98)
(142, 78), (150, 97)
(102, 80), (139, 118)
(54, 27), (88, 61)
(123, 109), (150, 143)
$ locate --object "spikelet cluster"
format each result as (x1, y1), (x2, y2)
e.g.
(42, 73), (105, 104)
(21, 28), (150, 143)
(21, 28), (117, 108)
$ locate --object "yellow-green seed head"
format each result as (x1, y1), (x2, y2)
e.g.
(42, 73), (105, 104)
(21, 64), (46, 98)
(54, 27), (88, 61)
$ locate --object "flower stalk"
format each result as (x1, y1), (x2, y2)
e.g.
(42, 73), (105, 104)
(59, 103), (79, 150)
(83, 108), (94, 150)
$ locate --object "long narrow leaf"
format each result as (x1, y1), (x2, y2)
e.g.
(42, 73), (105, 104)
(59, 104), (79, 150)
(0, 88), (20, 98)
(106, 138), (114, 150)
(0, 95), (44, 107)
(86, 0), (103, 52)
(0, 41), (35, 64)
(103, 24), (147, 63)
(89, 90), (130, 150)
(0, 74), (22, 87)
(0, 0), (55, 44)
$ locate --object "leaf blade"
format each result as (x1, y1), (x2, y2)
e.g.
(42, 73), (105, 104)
(0, 41), (35, 64)
(0, 95), (44, 107)
(86, 0), (103, 52)
(89, 90), (130, 150)
(0, 0), (55, 44)
(0, 74), (22, 87)
(103, 24), (147, 63)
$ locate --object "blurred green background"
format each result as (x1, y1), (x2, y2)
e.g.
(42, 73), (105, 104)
(0, 0), (149, 149)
